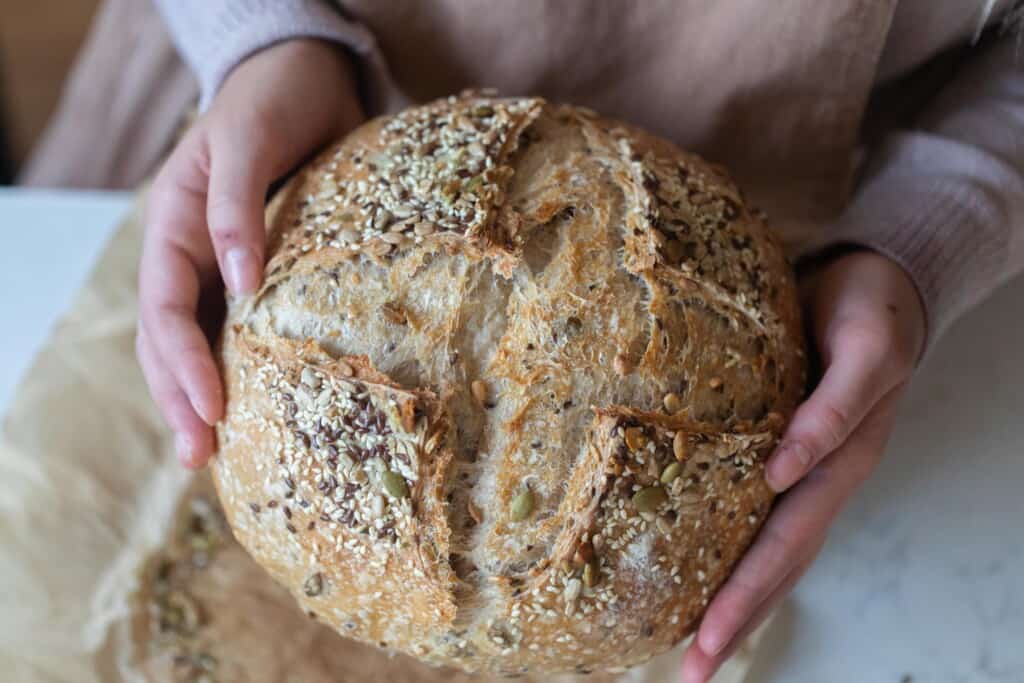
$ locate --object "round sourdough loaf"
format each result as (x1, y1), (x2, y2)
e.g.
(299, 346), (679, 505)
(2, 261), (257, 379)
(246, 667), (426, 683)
(212, 93), (806, 675)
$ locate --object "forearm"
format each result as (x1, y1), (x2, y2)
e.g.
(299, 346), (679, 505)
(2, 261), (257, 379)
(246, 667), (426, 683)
(825, 34), (1024, 345)
(152, 0), (388, 111)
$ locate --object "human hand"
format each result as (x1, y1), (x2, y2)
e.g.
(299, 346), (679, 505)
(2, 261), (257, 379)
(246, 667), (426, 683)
(682, 249), (927, 682)
(137, 39), (364, 469)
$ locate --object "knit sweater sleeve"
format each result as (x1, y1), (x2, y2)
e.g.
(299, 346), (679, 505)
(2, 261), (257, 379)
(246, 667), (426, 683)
(823, 34), (1024, 344)
(152, 0), (391, 113)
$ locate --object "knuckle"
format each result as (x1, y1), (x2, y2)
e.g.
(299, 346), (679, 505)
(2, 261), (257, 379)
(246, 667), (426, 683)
(154, 300), (192, 323)
(835, 320), (889, 360)
(206, 194), (248, 233)
(815, 398), (851, 450)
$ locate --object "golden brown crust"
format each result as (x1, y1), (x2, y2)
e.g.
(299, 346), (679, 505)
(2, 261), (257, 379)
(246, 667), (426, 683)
(213, 93), (806, 675)
(131, 475), (617, 683)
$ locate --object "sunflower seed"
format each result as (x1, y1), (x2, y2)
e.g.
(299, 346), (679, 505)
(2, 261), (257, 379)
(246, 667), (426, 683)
(563, 578), (582, 603)
(624, 427), (648, 453)
(663, 392), (683, 414)
(471, 379), (488, 406)
(582, 561), (599, 588)
(673, 432), (689, 461)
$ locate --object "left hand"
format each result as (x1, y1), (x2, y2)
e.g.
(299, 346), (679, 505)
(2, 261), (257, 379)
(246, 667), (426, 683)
(681, 249), (927, 682)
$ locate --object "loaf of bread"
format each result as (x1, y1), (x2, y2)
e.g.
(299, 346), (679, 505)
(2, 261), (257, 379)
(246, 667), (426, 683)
(212, 93), (806, 675)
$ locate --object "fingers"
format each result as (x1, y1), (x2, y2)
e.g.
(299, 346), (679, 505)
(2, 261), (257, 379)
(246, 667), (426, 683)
(136, 326), (216, 468)
(205, 117), (279, 296)
(765, 321), (899, 492)
(682, 552), (817, 683)
(139, 135), (224, 427)
(690, 390), (900, 673)
(694, 509), (825, 660)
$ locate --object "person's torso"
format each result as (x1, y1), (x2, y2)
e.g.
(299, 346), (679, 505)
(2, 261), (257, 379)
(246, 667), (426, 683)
(338, 0), (998, 245)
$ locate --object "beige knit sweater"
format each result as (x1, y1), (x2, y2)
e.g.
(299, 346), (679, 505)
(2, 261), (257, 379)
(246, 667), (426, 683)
(155, 0), (1024, 345)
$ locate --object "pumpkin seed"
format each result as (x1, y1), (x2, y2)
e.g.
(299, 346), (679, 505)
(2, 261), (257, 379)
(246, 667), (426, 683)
(303, 572), (324, 597)
(632, 486), (667, 513)
(382, 471), (408, 499)
(509, 488), (534, 521)
(660, 462), (683, 485)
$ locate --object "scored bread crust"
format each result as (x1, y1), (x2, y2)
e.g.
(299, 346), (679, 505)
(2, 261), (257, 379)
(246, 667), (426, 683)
(212, 93), (806, 675)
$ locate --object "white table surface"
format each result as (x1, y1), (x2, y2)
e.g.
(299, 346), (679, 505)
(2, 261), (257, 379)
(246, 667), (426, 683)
(0, 189), (1021, 682)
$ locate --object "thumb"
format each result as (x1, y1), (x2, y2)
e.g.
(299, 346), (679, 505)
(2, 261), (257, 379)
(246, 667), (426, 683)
(765, 322), (899, 492)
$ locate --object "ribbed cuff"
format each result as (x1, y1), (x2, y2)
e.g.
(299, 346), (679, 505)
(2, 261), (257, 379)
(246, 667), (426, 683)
(820, 132), (1020, 350)
(154, 0), (395, 114)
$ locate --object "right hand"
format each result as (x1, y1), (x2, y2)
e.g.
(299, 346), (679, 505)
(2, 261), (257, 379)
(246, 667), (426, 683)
(137, 39), (365, 469)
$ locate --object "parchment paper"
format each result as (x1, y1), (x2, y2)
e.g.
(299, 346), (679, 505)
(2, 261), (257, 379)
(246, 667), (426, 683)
(0, 194), (770, 683)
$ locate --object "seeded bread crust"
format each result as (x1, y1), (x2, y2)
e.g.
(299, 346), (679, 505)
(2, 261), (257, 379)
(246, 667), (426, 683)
(212, 93), (806, 675)
(130, 475), (616, 683)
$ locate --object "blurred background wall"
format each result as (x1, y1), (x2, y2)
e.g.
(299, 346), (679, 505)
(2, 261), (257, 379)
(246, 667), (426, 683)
(0, 1), (102, 184)
(0, 0), (197, 189)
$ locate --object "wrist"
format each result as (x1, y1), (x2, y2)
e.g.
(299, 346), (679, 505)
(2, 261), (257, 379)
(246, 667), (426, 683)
(817, 248), (928, 368)
(262, 38), (365, 135)
(212, 37), (365, 154)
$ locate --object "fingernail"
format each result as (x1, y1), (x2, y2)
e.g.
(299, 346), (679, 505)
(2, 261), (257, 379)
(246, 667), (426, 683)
(699, 628), (727, 657)
(175, 433), (194, 468)
(224, 246), (258, 295)
(765, 441), (812, 493)
(190, 393), (221, 427)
